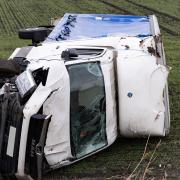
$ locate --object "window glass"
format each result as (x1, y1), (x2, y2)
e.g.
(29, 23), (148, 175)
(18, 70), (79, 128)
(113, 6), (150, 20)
(67, 62), (107, 158)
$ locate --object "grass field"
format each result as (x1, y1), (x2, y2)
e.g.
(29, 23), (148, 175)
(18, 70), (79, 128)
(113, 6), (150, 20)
(0, 0), (180, 179)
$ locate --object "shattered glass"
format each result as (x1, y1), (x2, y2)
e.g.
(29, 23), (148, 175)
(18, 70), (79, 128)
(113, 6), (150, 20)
(67, 62), (107, 158)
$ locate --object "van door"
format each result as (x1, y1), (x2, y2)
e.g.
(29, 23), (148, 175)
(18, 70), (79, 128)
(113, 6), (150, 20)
(66, 62), (107, 158)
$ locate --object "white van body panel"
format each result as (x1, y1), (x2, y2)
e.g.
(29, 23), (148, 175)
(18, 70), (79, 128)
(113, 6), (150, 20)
(17, 47), (118, 172)
(117, 50), (168, 136)
(43, 48), (117, 167)
(17, 60), (68, 176)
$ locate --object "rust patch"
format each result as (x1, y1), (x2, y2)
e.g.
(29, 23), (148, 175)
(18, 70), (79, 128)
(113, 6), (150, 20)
(155, 111), (162, 121)
(156, 51), (161, 58)
(154, 35), (162, 58)
(147, 46), (161, 58)
(147, 46), (156, 55)
(154, 35), (162, 43)
(125, 45), (130, 49)
(139, 39), (144, 46)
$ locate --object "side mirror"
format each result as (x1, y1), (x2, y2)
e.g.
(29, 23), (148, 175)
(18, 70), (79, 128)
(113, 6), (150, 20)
(18, 26), (54, 45)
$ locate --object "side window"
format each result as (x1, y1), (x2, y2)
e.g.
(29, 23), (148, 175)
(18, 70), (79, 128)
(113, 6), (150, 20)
(67, 62), (107, 158)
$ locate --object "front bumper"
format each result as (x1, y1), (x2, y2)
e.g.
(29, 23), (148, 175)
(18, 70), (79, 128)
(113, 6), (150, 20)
(0, 92), (23, 178)
(0, 90), (51, 179)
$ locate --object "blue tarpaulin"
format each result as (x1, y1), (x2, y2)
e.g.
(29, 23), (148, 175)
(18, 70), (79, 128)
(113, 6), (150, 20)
(46, 13), (151, 42)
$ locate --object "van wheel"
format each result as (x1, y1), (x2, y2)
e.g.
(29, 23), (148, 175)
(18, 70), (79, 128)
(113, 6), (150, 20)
(0, 60), (20, 87)
(0, 60), (20, 74)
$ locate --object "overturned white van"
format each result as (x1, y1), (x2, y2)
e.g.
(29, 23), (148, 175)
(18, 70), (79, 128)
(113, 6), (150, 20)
(0, 14), (170, 179)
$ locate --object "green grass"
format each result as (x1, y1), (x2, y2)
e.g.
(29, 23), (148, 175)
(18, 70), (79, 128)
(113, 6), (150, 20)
(0, 36), (30, 58)
(0, 0), (180, 179)
(134, 0), (180, 18)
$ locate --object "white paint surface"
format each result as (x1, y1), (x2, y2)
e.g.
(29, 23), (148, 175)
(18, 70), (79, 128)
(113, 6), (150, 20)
(6, 126), (16, 157)
(117, 50), (168, 136)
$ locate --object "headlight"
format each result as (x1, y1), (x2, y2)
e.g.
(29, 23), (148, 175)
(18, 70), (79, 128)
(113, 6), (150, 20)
(15, 70), (36, 98)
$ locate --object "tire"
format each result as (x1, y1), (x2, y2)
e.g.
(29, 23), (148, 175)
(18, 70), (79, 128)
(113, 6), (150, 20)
(18, 26), (53, 43)
(0, 60), (20, 87)
(0, 60), (20, 74)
